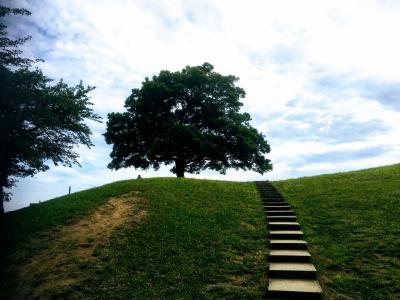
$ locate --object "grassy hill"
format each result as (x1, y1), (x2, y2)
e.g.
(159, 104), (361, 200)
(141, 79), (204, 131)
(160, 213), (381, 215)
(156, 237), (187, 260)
(1, 164), (399, 299)
(0, 179), (268, 299)
(272, 163), (400, 300)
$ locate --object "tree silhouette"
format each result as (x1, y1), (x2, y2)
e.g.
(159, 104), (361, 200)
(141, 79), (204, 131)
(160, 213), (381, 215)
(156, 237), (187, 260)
(0, 6), (101, 214)
(105, 63), (272, 177)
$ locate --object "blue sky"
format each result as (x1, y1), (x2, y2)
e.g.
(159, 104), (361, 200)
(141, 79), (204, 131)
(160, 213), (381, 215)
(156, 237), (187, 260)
(4, 0), (400, 211)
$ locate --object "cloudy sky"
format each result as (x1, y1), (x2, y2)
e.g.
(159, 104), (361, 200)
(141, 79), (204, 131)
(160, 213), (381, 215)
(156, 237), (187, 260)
(4, 0), (400, 211)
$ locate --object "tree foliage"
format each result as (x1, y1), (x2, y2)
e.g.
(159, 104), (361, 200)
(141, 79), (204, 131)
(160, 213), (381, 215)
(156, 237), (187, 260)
(0, 6), (33, 68)
(0, 6), (100, 214)
(105, 63), (272, 177)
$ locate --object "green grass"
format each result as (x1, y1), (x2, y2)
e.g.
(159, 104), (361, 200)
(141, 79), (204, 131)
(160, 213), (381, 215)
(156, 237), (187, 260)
(0, 178), (267, 299)
(272, 164), (400, 300)
(2, 164), (399, 299)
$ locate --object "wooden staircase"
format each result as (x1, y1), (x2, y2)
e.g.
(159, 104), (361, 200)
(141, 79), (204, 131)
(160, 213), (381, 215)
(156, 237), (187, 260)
(255, 181), (323, 299)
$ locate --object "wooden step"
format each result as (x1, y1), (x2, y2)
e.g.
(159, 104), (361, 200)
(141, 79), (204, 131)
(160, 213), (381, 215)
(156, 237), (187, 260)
(259, 193), (282, 197)
(268, 222), (300, 230)
(264, 202), (289, 206)
(260, 194), (283, 198)
(265, 206), (291, 211)
(267, 216), (297, 222)
(268, 278), (322, 299)
(269, 262), (317, 279)
(264, 200), (287, 204)
(264, 202), (287, 206)
(266, 210), (295, 216)
(270, 239), (308, 250)
(269, 250), (312, 262)
(270, 230), (304, 239)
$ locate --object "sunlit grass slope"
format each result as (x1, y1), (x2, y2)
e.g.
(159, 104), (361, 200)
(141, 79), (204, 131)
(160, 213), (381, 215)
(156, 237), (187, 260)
(272, 164), (400, 300)
(1, 178), (267, 299)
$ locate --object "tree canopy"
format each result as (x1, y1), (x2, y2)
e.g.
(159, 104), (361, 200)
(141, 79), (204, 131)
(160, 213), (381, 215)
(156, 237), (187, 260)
(105, 63), (272, 177)
(0, 6), (100, 214)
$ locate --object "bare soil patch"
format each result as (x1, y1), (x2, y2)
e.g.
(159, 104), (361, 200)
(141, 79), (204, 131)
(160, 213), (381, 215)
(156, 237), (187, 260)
(12, 192), (147, 299)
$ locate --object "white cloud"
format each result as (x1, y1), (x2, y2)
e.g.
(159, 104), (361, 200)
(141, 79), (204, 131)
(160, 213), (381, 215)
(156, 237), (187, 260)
(5, 0), (400, 211)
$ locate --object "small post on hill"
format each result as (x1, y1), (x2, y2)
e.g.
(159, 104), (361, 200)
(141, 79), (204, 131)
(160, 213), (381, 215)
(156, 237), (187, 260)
(68, 186), (71, 195)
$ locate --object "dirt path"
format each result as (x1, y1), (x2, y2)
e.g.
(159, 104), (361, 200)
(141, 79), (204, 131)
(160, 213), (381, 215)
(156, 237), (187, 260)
(12, 191), (147, 299)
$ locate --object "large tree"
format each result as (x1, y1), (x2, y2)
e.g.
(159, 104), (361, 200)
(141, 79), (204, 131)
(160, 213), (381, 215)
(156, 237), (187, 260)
(105, 63), (272, 177)
(0, 6), (101, 214)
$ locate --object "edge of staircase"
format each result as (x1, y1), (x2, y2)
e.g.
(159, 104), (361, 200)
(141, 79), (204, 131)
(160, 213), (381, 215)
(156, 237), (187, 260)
(255, 181), (323, 300)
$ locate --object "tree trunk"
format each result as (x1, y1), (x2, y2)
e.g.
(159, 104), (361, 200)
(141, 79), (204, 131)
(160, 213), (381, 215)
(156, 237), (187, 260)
(175, 158), (185, 178)
(0, 186), (4, 216)
(0, 166), (8, 216)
